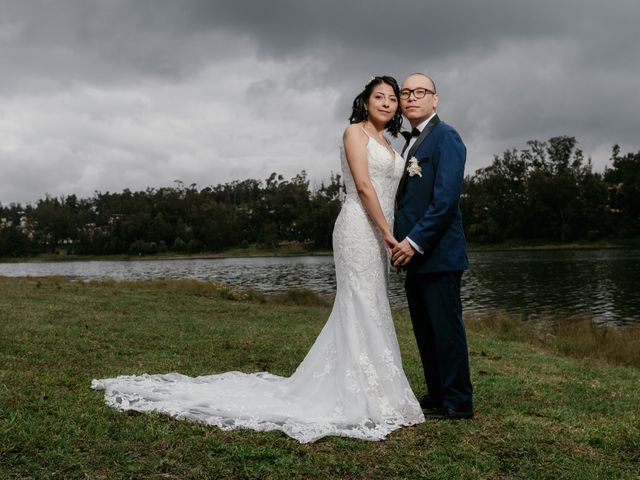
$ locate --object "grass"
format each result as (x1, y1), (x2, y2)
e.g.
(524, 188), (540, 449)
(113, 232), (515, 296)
(1, 277), (639, 479)
(466, 311), (640, 367)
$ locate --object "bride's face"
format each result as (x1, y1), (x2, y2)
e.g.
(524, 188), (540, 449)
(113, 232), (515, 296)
(365, 83), (398, 125)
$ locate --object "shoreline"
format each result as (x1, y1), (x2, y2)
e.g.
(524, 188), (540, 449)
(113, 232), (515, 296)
(1, 241), (638, 263)
(467, 240), (638, 252)
(0, 247), (334, 263)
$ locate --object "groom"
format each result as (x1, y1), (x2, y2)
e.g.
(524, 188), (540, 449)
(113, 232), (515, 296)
(392, 73), (473, 419)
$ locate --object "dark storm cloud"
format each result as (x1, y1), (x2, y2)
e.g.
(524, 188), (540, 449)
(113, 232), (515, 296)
(6, 0), (638, 83)
(1, 0), (639, 204)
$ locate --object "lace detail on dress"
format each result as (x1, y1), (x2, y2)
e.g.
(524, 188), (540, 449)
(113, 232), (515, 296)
(92, 139), (423, 443)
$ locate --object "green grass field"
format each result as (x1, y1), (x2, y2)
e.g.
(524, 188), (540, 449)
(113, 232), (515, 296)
(1, 277), (638, 479)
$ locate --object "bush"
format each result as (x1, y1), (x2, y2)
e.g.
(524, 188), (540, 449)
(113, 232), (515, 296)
(172, 237), (187, 252)
(128, 240), (157, 256)
(187, 239), (204, 253)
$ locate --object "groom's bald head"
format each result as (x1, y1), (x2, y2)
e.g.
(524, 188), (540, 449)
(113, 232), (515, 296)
(404, 73), (436, 93)
(400, 73), (439, 127)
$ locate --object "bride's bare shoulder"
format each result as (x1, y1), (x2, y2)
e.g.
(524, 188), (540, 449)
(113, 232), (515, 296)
(343, 123), (367, 141)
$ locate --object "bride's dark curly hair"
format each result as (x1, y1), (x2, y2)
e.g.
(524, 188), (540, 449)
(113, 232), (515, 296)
(349, 75), (403, 137)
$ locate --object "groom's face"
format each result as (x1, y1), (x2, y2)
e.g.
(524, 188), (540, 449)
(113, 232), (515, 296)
(400, 74), (439, 127)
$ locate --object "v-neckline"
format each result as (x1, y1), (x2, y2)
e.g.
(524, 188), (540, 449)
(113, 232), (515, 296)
(361, 127), (396, 160)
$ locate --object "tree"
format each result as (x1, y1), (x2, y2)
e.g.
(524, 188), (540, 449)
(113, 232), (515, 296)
(0, 227), (31, 257)
(463, 136), (614, 243)
(32, 195), (70, 252)
(305, 173), (345, 248)
(605, 146), (640, 237)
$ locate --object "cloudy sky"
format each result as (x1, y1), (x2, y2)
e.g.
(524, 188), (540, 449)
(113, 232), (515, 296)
(1, 0), (639, 205)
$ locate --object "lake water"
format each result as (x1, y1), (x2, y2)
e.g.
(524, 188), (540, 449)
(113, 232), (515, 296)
(1, 249), (639, 326)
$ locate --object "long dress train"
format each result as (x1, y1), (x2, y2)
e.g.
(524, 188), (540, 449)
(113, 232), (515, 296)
(92, 137), (424, 443)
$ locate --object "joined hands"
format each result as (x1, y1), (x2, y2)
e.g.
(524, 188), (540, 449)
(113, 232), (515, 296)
(391, 239), (415, 269)
(383, 233), (416, 269)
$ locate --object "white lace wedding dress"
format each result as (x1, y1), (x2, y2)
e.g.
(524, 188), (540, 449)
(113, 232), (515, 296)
(92, 135), (425, 443)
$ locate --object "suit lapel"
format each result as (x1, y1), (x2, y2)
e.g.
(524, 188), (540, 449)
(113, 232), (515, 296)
(396, 114), (440, 203)
(407, 114), (440, 160)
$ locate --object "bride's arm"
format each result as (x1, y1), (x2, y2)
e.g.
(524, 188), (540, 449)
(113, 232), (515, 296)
(342, 125), (397, 251)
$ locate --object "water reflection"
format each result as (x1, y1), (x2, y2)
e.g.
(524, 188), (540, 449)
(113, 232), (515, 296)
(1, 249), (638, 326)
(461, 250), (640, 325)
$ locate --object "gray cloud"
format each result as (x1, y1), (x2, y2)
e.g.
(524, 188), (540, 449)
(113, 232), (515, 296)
(1, 0), (639, 204)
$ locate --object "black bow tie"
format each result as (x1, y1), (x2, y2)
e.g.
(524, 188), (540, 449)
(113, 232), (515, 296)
(401, 128), (421, 141)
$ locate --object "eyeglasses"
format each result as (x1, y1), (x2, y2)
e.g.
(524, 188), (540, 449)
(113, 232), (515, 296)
(399, 88), (436, 100)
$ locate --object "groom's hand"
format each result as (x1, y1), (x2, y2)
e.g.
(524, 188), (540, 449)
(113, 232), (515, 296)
(391, 239), (415, 267)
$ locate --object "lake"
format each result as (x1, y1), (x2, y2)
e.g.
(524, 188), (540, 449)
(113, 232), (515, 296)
(1, 249), (639, 326)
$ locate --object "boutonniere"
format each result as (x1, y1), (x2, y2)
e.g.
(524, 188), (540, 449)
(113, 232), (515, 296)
(407, 157), (422, 177)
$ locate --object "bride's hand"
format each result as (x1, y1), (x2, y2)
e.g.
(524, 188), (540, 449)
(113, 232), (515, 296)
(391, 238), (416, 267)
(383, 232), (398, 257)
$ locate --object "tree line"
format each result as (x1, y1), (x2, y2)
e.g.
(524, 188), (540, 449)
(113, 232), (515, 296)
(1, 136), (638, 257)
(461, 137), (639, 243)
(0, 172), (344, 257)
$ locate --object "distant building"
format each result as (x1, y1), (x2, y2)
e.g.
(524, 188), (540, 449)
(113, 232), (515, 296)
(607, 182), (624, 213)
(84, 223), (99, 240)
(17, 215), (36, 240)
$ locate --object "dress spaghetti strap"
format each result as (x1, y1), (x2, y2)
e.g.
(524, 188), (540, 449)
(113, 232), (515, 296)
(359, 125), (374, 138)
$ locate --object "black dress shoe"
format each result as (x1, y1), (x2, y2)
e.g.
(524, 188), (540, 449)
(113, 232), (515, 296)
(419, 395), (442, 412)
(424, 407), (474, 420)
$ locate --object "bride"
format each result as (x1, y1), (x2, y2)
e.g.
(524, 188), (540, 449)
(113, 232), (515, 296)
(92, 76), (425, 443)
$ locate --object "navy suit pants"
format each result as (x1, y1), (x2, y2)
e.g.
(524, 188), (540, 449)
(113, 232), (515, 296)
(405, 270), (473, 412)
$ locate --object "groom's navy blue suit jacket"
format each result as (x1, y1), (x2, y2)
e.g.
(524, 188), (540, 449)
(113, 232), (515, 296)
(394, 115), (469, 274)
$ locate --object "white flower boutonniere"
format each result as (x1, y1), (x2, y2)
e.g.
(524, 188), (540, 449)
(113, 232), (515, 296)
(407, 157), (422, 177)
